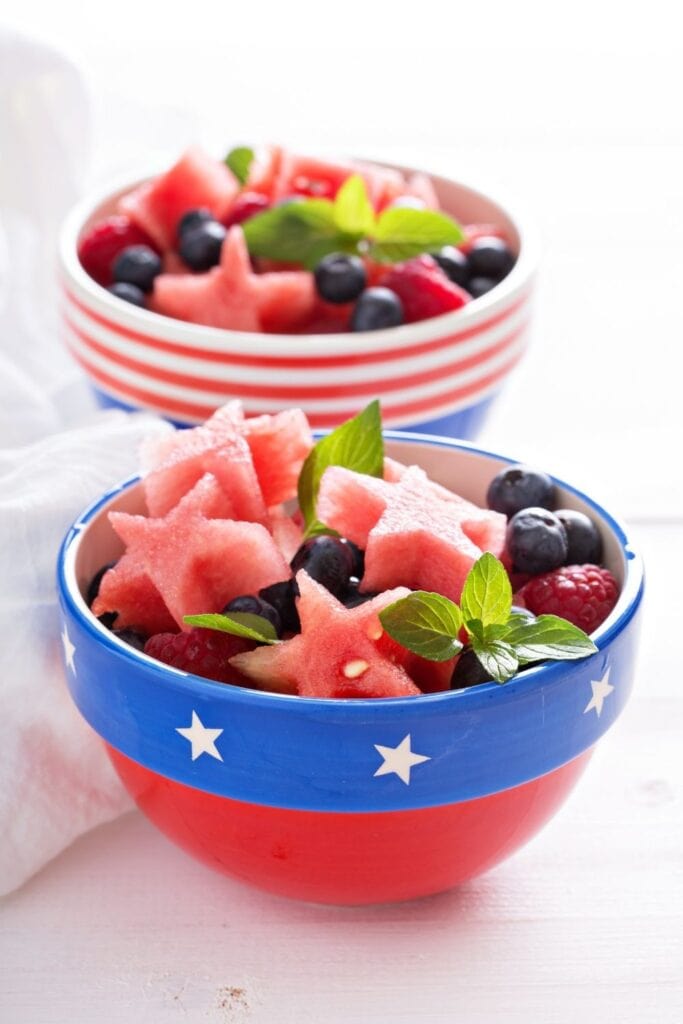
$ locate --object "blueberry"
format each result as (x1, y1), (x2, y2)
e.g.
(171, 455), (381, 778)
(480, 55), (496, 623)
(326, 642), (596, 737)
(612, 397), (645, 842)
(450, 649), (492, 689)
(223, 595), (282, 637)
(113, 245), (162, 293)
(313, 253), (367, 304)
(507, 507), (568, 575)
(87, 562), (116, 607)
(177, 208), (213, 238)
(113, 628), (147, 651)
(290, 536), (355, 598)
(97, 612), (118, 630)
(467, 276), (497, 298)
(107, 282), (146, 307)
(340, 539), (364, 579)
(432, 246), (470, 287)
(487, 465), (556, 518)
(342, 578), (378, 608)
(555, 509), (603, 565)
(179, 220), (227, 271)
(467, 237), (515, 281)
(258, 580), (300, 633)
(350, 287), (404, 332)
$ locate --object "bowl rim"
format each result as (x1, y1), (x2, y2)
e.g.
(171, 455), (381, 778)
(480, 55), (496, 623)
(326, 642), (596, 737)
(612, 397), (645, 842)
(58, 158), (538, 358)
(58, 431), (644, 713)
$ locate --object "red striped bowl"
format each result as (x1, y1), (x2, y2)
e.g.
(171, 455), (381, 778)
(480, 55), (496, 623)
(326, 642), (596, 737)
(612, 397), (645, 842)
(58, 165), (536, 435)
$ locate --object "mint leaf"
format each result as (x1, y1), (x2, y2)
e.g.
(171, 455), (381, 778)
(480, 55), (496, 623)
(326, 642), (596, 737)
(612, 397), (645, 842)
(243, 199), (354, 268)
(470, 636), (519, 683)
(225, 146), (254, 185)
(370, 208), (465, 263)
(503, 614), (598, 663)
(460, 553), (512, 628)
(333, 174), (375, 237)
(183, 612), (278, 645)
(297, 400), (384, 529)
(379, 591), (463, 662)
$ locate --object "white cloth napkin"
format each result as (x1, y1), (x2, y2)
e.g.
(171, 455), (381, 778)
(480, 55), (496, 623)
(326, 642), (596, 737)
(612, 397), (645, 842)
(0, 31), (172, 895)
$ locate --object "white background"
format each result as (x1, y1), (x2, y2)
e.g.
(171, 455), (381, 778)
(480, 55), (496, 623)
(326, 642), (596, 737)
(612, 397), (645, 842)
(1, 3), (682, 1022)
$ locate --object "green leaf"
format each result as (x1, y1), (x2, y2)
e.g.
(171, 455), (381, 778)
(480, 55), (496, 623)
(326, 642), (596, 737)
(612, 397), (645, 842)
(379, 591), (463, 662)
(225, 146), (254, 185)
(242, 198), (354, 268)
(301, 518), (341, 541)
(183, 612), (279, 645)
(333, 174), (375, 237)
(370, 208), (465, 262)
(460, 553), (513, 628)
(503, 614), (598, 663)
(297, 400), (384, 529)
(470, 636), (519, 683)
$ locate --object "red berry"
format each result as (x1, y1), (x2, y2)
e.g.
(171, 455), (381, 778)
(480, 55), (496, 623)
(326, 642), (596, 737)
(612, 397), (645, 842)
(223, 191), (270, 227)
(144, 627), (256, 686)
(381, 255), (470, 323)
(78, 216), (159, 286)
(515, 564), (619, 634)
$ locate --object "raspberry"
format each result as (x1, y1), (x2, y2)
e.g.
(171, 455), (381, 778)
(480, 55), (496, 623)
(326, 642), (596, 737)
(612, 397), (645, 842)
(144, 627), (256, 685)
(381, 255), (470, 323)
(78, 216), (159, 286)
(515, 564), (619, 634)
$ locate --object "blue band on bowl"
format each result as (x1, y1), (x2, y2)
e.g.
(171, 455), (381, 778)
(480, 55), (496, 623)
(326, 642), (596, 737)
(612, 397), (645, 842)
(57, 434), (644, 813)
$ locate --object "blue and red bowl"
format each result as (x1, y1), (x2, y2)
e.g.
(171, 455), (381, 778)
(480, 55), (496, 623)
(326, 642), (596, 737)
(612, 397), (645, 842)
(57, 434), (643, 904)
(58, 164), (536, 438)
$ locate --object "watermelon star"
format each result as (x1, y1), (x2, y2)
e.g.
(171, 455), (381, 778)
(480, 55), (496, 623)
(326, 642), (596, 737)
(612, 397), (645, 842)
(229, 572), (421, 698)
(318, 465), (506, 603)
(108, 473), (291, 630)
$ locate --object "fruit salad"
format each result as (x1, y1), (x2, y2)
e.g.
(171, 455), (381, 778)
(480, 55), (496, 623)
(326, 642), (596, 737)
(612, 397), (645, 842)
(77, 145), (517, 334)
(88, 401), (618, 697)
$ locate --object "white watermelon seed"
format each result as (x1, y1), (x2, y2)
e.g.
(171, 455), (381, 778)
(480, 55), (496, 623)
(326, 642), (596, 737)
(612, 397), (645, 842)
(342, 659), (369, 679)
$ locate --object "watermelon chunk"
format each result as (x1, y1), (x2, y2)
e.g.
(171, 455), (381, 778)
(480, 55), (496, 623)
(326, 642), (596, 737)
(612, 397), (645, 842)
(253, 270), (316, 333)
(141, 400), (311, 515)
(240, 408), (313, 505)
(92, 552), (177, 636)
(119, 146), (239, 250)
(268, 505), (304, 562)
(109, 474), (290, 629)
(230, 572), (420, 698)
(317, 465), (506, 603)
(245, 145), (283, 199)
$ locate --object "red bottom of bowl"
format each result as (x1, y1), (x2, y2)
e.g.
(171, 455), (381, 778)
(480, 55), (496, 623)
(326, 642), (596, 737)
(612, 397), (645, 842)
(108, 745), (592, 905)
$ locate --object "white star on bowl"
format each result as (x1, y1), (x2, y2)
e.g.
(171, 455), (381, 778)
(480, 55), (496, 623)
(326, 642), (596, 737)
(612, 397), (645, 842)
(61, 625), (76, 673)
(374, 734), (430, 785)
(583, 668), (614, 717)
(176, 710), (224, 762)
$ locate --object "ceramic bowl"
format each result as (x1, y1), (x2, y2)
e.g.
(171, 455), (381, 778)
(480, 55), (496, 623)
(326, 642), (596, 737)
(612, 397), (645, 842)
(58, 165), (536, 437)
(57, 434), (642, 905)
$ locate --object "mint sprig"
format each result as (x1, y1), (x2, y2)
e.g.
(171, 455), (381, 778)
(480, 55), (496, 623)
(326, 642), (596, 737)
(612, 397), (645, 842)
(184, 611), (279, 645)
(379, 592), (463, 662)
(297, 399), (384, 535)
(378, 553), (598, 684)
(242, 174), (463, 267)
(225, 146), (254, 186)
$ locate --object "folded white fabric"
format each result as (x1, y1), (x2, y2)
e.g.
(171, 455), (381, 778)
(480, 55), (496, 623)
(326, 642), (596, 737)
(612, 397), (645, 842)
(0, 411), (171, 896)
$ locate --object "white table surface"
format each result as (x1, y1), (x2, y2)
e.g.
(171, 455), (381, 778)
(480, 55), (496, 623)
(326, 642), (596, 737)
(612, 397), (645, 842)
(1, 5), (682, 1022)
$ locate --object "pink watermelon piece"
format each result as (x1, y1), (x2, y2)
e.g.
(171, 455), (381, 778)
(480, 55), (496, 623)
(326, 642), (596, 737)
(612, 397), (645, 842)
(361, 467), (506, 603)
(268, 505), (304, 562)
(230, 572), (420, 698)
(119, 146), (239, 251)
(141, 400), (310, 515)
(245, 145), (283, 199)
(92, 553), (177, 636)
(109, 474), (290, 629)
(316, 467), (395, 548)
(253, 270), (316, 333)
(240, 407), (313, 505)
